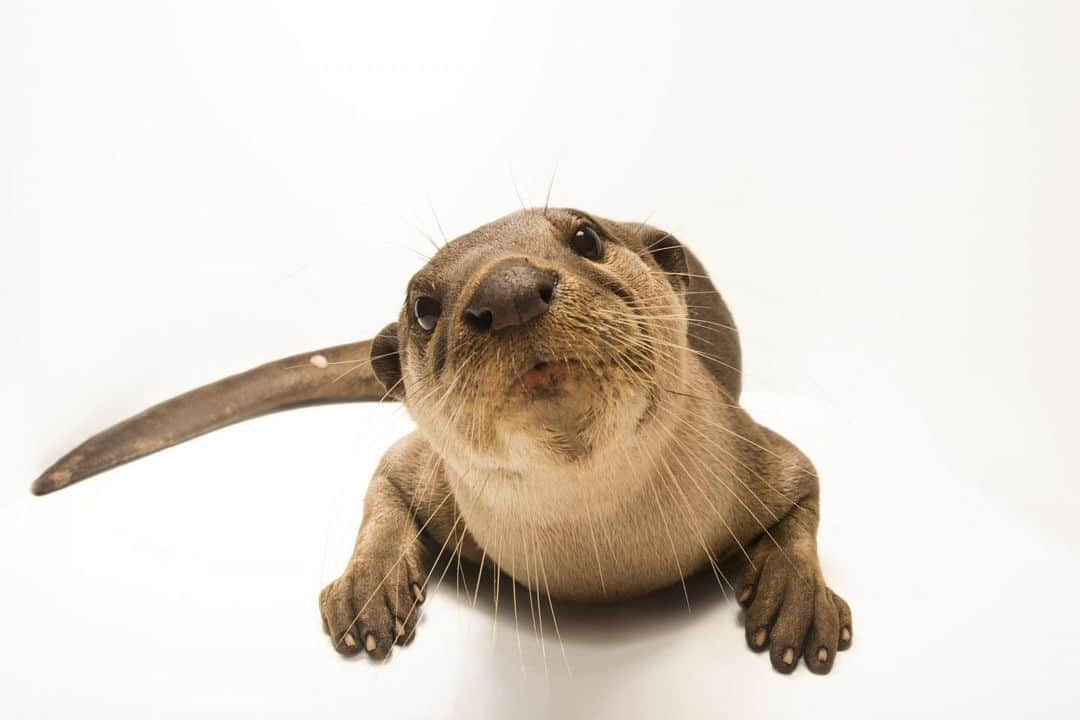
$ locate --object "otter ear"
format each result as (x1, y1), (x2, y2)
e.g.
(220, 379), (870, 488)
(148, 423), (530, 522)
(642, 227), (689, 289)
(370, 322), (405, 400)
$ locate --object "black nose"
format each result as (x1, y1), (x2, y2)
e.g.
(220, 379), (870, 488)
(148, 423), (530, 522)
(464, 259), (557, 332)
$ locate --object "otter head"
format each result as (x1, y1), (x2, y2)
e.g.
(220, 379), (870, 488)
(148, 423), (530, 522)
(370, 208), (692, 473)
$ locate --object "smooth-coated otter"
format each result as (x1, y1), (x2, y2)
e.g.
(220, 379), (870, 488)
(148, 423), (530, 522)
(33, 208), (852, 674)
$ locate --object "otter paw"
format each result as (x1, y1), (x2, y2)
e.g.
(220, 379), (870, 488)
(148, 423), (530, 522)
(737, 551), (853, 675)
(319, 552), (426, 660)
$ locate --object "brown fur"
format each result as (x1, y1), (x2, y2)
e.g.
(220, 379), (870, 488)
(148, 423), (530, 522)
(33, 207), (852, 674)
(323, 208), (852, 672)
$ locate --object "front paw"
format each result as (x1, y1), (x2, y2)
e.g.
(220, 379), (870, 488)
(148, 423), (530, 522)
(737, 549), (853, 674)
(319, 548), (426, 660)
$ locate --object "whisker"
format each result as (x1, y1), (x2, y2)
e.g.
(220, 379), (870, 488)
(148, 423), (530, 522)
(427, 194), (449, 245)
(543, 165), (557, 217)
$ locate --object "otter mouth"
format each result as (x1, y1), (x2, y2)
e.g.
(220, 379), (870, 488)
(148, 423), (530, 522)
(512, 359), (582, 396)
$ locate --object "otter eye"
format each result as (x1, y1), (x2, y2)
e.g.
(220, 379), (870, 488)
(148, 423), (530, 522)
(413, 296), (441, 331)
(571, 224), (604, 260)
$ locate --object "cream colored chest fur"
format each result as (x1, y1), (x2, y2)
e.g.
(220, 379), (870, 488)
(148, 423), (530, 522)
(446, 407), (757, 602)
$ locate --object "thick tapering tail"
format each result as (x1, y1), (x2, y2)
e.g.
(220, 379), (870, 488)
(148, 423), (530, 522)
(32, 339), (391, 496)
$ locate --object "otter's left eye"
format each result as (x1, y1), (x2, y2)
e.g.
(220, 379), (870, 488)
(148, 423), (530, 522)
(571, 224), (604, 260)
(414, 296), (441, 331)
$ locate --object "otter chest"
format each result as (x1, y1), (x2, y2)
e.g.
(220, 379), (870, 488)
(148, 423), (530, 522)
(450, 464), (741, 602)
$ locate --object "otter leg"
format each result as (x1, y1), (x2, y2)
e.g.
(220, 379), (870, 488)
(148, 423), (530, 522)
(319, 468), (430, 660)
(736, 489), (853, 674)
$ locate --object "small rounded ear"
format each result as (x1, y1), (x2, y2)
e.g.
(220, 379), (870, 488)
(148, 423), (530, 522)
(370, 322), (405, 400)
(642, 227), (689, 289)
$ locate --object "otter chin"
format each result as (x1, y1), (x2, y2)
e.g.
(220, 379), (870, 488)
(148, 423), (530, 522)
(498, 357), (611, 454)
(33, 206), (852, 674)
(514, 359), (581, 396)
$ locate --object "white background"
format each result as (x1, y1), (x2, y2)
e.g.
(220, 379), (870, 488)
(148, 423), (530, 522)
(2, 1), (1078, 717)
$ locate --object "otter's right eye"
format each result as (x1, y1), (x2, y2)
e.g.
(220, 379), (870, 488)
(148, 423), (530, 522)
(414, 296), (441, 331)
(571, 224), (604, 260)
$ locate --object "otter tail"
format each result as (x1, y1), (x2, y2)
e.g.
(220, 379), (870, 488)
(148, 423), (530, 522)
(31, 339), (391, 496)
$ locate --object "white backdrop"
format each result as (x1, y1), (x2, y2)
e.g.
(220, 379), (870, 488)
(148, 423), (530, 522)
(2, 1), (1078, 717)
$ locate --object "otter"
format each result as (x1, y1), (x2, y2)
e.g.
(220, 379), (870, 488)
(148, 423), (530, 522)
(33, 208), (852, 674)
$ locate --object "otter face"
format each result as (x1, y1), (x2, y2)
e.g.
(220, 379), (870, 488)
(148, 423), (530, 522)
(371, 208), (692, 471)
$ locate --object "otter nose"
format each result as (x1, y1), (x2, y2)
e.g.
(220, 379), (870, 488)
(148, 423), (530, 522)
(464, 259), (557, 332)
